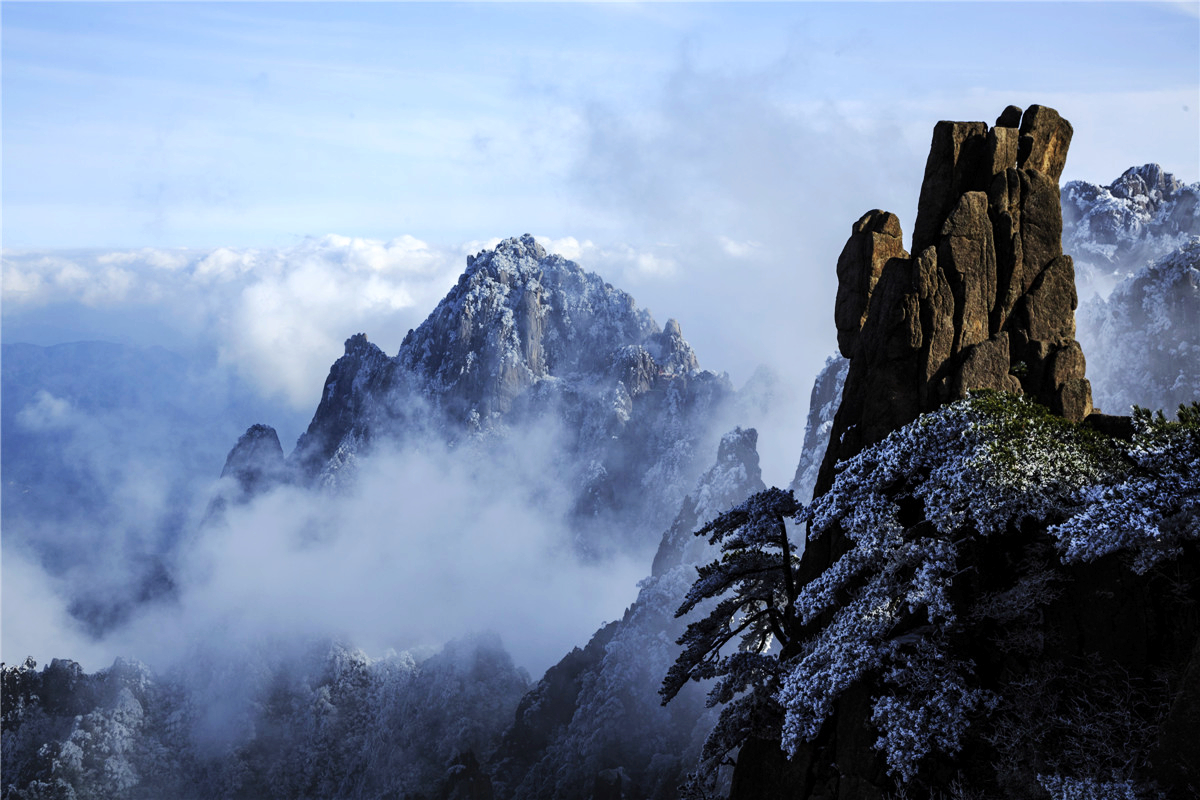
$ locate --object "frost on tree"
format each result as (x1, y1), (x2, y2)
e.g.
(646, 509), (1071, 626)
(666, 393), (1200, 797)
(660, 487), (802, 797)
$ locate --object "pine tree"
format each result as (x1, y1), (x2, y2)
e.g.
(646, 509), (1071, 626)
(660, 487), (802, 795)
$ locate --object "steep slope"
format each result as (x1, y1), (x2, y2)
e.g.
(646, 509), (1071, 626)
(821, 103), (1092, 499)
(242, 234), (733, 551)
(491, 428), (766, 800)
(789, 356), (848, 504)
(706, 104), (1200, 800)
(1062, 164), (1200, 294)
(1078, 236), (1200, 416)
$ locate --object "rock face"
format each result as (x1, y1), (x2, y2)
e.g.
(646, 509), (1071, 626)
(226, 234), (733, 548)
(790, 356), (848, 504)
(220, 423), (287, 497)
(490, 428), (765, 800)
(1063, 164), (1200, 293)
(818, 105), (1091, 496)
(1078, 236), (1200, 416)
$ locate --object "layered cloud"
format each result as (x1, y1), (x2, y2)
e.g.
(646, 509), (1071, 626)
(3, 236), (466, 409)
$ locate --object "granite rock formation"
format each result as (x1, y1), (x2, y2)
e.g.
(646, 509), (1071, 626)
(725, 105), (1199, 800)
(220, 423), (287, 497)
(820, 104), (1091, 496)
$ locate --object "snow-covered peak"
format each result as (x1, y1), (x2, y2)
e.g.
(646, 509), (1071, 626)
(1078, 235), (1200, 415)
(1062, 164), (1199, 296)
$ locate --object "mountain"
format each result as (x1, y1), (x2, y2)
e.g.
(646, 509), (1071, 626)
(491, 428), (765, 800)
(713, 104), (1199, 800)
(1078, 236), (1200, 417)
(1, 341), (305, 634)
(1062, 164), (1200, 296)
(789, 356), (847, 504)
(1, 635), (529, 800)
(243, 234), (734, 554)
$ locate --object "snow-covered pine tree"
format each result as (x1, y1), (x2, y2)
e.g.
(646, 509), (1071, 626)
(660, 487), (803, 796)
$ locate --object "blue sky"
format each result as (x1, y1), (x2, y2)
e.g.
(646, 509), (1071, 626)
(4, 2), (1197, 250)
(2, 1), (1198, 453)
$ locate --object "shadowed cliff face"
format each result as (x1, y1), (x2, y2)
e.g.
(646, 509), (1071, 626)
(820, 104), (1091, 499)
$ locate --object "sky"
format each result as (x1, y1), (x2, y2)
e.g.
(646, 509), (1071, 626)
(2, 1), (1198, 673)
(4, 3), (1198, 392)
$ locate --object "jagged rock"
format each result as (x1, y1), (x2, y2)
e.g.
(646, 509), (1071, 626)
(1078, 237), (1200, 415)
(995, 104), (1023, 128)
(790, 356), (849, 504)
(493, 430), (765, 800)
(292, 332), (392, 479)
(835, 211), (908, 356)
(228, 234), (734, 548)
(817, 104), (1093, 497)
(220, 423), (287, 496)
(912, 121), (989, 254)
(647, 318), (700, 376)
(1062, 164), (1200, 293)
(1016, 104), (1073, 182)
(652, 427), (763, 575)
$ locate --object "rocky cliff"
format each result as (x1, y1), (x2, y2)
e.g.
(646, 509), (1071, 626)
(822, 104), (1091, 497)
(490, 428), (766, 800)
(725, 105), (1200, 800)
(1063, 164), (1200, 293)
(1079, 236), (1200, 417)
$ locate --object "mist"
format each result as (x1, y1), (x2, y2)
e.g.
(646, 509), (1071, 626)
(3, 396), (649, 679)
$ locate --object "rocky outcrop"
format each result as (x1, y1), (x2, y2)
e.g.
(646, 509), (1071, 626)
(790, 356), (848, 504)
(220, 423), (287, 497)
(492, 429), (765, 800)
(222, 235), (734, 549)
(818, 105), (1091, 496)
(291, 333), (393, 480)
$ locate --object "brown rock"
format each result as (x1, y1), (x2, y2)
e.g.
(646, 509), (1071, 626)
(952, 333), (1021, 399)
(1046, 339), (1086, 389)
(914, 246), (956, 407)
(835, 211), (908, 357)
(937, 191), (997, 355)
(986, 125), (1021, 178)
(1017, 254), (1077, 344)
(1054, 376), (1093, 421)
(995, 104), (1023, 128)
(1018, 104), (1073, 183)
(913, 121), (989, 253)
(816, 105), (1088, 502)
(1017, 168), (1065, 289)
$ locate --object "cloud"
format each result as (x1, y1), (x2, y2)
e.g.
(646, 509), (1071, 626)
(3, 235), (468, 409)
(15, 390), (74, 432)
(1, 551), (113, 669)
(85, 422), (646, 677)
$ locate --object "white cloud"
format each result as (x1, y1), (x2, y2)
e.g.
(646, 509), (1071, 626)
(3, 235), (468, 409)
(1, 551), (113, 670)
(106, 426), (645, 677)
(15, 390), (75, 432)
(718, 236), (760, 259)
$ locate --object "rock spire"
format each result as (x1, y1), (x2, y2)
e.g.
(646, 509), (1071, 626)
(819, 104), (1091, 495)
